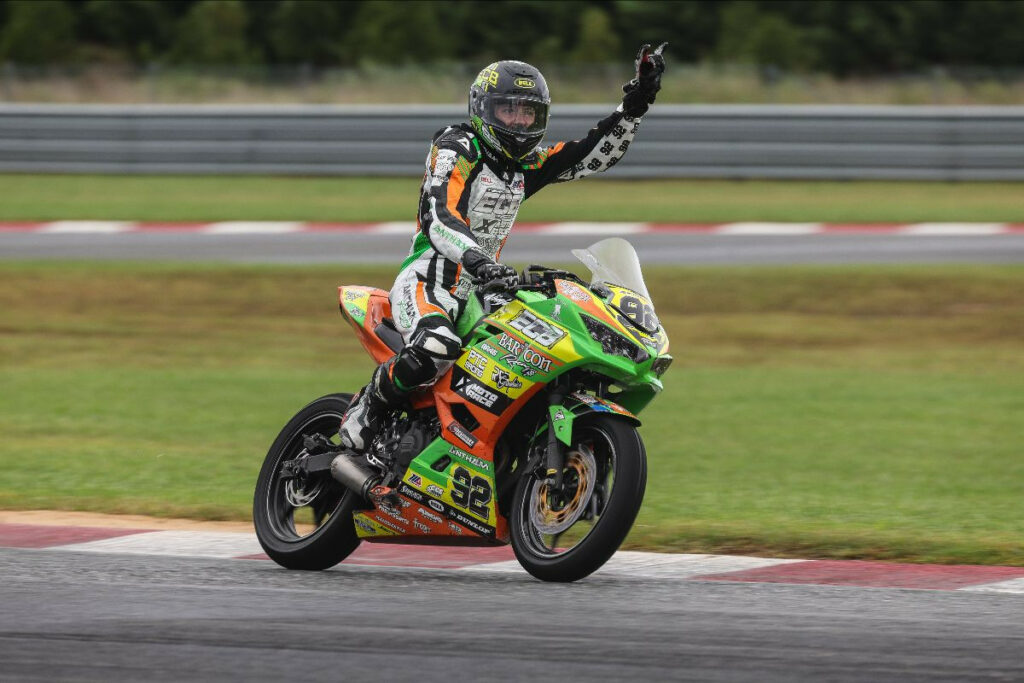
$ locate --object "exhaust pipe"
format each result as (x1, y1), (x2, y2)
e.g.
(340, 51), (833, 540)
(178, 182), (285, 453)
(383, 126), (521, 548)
(330, 452), (381, 499)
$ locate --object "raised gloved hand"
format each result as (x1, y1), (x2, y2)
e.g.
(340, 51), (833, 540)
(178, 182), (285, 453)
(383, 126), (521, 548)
(622, 42), (668, 118)
(463, 248), (518, 293)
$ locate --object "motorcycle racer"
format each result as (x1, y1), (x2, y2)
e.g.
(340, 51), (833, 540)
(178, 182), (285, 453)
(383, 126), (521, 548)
(338, 45), (667, 459)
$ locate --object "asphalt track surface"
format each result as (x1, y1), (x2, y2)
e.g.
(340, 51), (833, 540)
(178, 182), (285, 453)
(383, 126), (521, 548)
(2, 548), (1022, 683)
(3, 232), (1024, 264)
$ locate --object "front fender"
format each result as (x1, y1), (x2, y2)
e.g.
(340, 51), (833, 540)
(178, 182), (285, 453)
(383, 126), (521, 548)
(547, 391), (641, 446)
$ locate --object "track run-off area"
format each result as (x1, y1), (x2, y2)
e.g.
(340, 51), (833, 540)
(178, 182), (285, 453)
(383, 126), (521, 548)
(2, 517), (1023, 682)
(2, 221), (1023, 265)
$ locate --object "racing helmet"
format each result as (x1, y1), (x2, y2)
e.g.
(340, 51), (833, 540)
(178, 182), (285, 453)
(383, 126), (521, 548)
(469, 60), (550, 161)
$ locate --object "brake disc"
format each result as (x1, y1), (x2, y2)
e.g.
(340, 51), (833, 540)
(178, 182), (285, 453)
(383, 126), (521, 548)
(528, 443), (598, 535)
(284, 452), (325, 507)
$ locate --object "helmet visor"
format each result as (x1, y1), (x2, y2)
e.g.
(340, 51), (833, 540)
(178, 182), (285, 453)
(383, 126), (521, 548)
(486, 96), (548, 135)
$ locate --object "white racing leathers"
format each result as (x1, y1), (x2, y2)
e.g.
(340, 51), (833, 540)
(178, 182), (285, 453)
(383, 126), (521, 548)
(340, 106), (642, 451)
(393, 104), (642, 342)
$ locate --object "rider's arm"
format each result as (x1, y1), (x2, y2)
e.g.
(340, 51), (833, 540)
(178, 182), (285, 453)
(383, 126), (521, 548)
(422, 132), (482, 264)
(523, 43), (665, 199)
(521, 105), (642, 199)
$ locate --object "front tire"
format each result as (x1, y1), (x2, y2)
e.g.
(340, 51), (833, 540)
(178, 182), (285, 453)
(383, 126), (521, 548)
(509, 416), (647, 582)
(253, 393), (362, 570)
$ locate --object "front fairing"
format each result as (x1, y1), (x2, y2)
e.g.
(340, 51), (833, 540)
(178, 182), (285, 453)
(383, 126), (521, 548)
(476, 289), (667, 414)
(453, 238), (670, 422)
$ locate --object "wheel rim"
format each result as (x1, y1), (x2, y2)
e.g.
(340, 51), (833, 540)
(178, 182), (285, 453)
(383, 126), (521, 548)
(517, 425), (617, 558)
(263, 411), (350, 544)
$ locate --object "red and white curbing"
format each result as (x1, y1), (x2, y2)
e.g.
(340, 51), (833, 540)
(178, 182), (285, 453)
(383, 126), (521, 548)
(2, 522), (1023, 592)
(1, 221), (1023, 236)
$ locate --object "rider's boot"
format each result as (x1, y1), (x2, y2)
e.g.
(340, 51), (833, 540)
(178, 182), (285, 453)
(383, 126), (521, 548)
(338, 385), (387, 454)
(333, 360), (404, 505)
(334, 338), (455, 504)
(339, 357), (408, 452)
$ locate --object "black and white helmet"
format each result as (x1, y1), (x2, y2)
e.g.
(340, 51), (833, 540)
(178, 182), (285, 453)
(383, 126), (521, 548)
(469, 60), (550, 161)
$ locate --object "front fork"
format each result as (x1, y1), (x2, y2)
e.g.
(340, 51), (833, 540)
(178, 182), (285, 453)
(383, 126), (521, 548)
(544, 386), (576, 489)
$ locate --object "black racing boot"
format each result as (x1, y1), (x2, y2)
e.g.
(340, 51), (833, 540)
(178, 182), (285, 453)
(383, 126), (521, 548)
(338, 384), (387, 453)
(335, 362), (403, 507)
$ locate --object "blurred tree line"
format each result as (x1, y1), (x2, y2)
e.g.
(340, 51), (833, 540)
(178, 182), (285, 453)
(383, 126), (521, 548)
(1, 0), (1023, 76)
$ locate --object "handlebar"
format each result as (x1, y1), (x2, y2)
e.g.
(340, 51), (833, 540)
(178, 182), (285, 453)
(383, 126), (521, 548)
(475, 264), (596, 314)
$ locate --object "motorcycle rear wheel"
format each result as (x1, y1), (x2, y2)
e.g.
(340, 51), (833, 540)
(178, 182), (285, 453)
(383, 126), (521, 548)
(253, 393), (361, 570)
(509, 416), (647, 582)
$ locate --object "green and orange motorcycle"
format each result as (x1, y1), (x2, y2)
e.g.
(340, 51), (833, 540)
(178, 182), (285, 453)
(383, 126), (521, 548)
(253, 238), (671, 582)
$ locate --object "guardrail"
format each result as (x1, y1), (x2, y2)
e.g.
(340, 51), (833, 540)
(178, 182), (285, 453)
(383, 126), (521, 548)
(1, 104), (1022, 180)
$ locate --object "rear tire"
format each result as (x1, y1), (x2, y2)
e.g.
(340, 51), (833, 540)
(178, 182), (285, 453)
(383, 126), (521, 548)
(253, 393), (361, 570)
(509, 416), (647, 582)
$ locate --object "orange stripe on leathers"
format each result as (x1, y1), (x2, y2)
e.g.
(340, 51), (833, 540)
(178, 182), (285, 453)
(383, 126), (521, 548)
(446, 165), (469, 224)
(416, 281), (447, 318)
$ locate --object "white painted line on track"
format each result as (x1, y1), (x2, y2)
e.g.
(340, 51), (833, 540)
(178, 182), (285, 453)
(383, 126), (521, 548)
(45, 530), (264, 559)
(39, 221), (135, 234)
(901, 222), (1007, 235)
(959, 577), (1024, 594)
(371, 221), (418, 234)
(15, 525), (1024, 591)
(540, 222), (647, 235)
(203, 221), (303, 235)
(717, 222), (823, 235)
(465, 551), (802, 578)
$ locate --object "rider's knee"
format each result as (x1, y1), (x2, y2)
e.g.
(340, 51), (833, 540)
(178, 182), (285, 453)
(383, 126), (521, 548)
(391, 323), (461, 391)
(410, 323), (461, 361)
(390, 346), (436, 391)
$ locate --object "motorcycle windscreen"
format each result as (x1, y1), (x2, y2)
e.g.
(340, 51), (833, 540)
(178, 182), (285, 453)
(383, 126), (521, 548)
(571, 237), (651, 300)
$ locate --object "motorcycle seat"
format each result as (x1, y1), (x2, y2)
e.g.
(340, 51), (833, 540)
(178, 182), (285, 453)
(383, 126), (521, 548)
(374, 314), (482, 354)
(373, 318), (405, 354)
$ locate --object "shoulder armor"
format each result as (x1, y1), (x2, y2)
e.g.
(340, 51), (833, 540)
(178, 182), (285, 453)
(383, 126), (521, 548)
(434, 125), (479, 160)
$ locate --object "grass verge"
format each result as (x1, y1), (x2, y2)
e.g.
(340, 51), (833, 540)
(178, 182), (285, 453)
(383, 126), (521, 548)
(0, 174), (1022, 222)
(1, 262), (1022, 564)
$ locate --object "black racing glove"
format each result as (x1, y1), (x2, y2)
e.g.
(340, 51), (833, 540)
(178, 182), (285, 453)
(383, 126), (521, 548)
(463, 248), (518, 293)
(622, 42), (668, 118)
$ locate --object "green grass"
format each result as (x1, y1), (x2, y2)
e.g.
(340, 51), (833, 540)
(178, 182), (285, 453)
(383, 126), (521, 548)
(2, 262), (1022, 564)
(0, 174), (1022, 222)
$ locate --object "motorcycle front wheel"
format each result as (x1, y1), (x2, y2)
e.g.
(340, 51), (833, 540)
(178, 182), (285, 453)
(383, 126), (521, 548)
(509, 416), (647, 582)
(253, 393), (361, 570)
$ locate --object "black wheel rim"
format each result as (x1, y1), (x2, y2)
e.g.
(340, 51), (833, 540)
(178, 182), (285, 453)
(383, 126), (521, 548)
(263, 411), (350, 544)
(517, 424), (617, 559)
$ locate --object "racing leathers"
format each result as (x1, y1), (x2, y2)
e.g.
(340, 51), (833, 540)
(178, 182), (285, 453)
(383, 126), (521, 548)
(338, 104), (643, 452)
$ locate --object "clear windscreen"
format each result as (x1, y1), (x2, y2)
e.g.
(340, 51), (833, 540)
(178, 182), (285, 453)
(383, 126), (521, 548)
(488, 96), (548, 134)
(571, 237), (651, 300)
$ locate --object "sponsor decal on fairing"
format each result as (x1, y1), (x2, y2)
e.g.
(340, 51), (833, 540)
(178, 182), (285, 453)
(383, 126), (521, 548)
(417, 507), (444, 524)
(464, 349), (488, 379)
(507, 309), (566, 348)
(447, 421), (478, 448)
(491, 366), (523, 391)
(448, 446), (492, 473)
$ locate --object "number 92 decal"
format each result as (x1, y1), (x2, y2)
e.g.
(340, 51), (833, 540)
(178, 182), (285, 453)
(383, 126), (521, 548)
(616, 294), (659, 333)
(450, 466), (492, 520)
